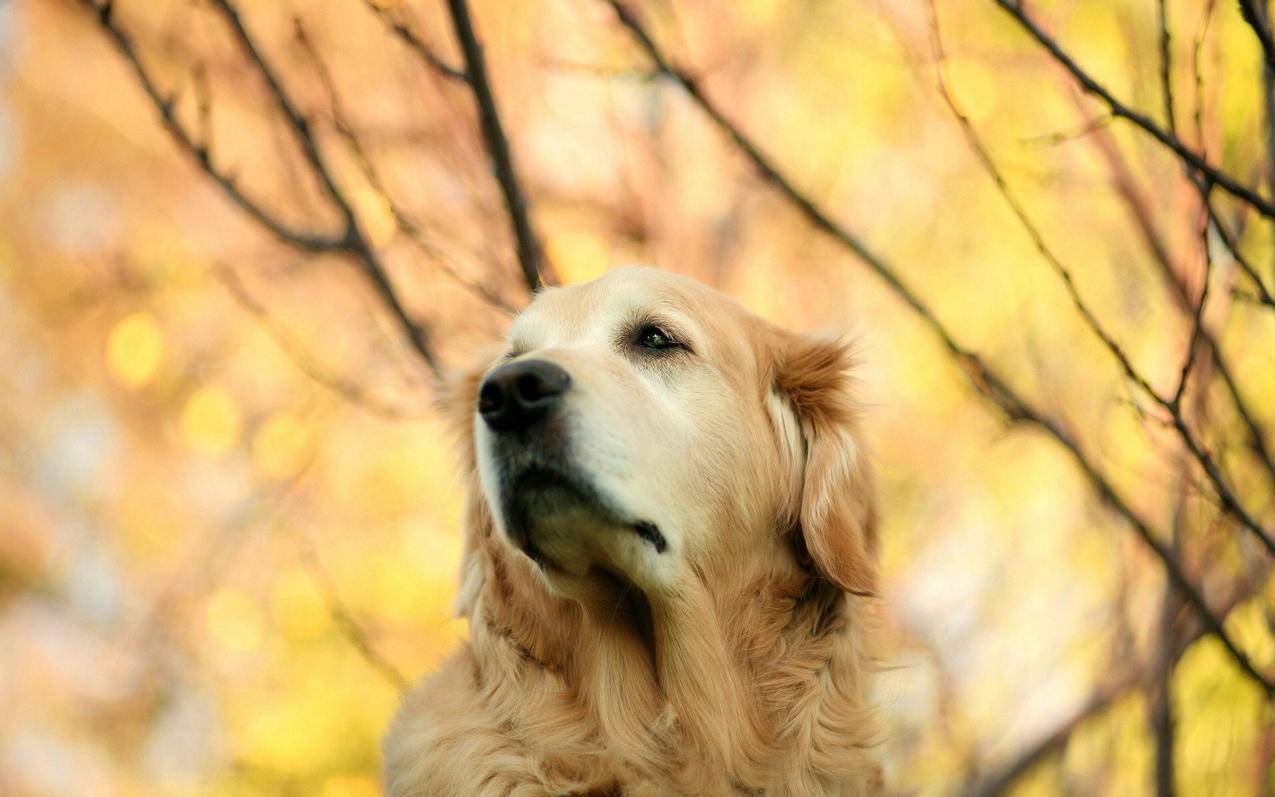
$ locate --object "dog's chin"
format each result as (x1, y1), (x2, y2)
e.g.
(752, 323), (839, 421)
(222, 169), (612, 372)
(493, 466), (668, 592)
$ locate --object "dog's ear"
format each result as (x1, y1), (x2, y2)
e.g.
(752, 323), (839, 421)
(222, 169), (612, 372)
(774, 334), (878, 597)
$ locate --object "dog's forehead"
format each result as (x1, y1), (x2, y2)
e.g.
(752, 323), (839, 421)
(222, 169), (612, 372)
(511, 268), (734, 346)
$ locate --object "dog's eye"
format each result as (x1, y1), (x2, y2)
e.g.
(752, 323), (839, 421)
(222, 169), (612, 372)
(637, 325), (679, 351)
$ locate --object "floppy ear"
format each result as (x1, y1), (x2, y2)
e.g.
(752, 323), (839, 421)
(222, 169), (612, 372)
(774, 334), (878, 597)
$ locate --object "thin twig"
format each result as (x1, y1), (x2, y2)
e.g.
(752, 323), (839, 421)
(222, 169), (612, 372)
(299, 535), (410, 693)
(1019, 114), (1111, 147)
(1206, 198), (1275, 311)
(961, 567), (1264, 797)
(603, 0), (1275, 694)
(1085, 121), (1275, 487)
(990, 0), (1275, 220)
(82, 0), (444, 378)
(1239, 0), (1275, 74)
(929, 1), (1275, 559)
(208, 0), (443, 375)
(443, 0), (545, 293)
(213, 262), (424, 420)
(292, 18), (518, 315)
(359, 0), (468, 82)
(84, 1), (342, 251)
(1157, 0), (1175, 132)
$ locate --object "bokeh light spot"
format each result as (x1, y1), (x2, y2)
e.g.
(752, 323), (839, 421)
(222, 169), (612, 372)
(252, 412), (312, 480)
(546, 230), (609, 284)
(270, 568), (331, 642)
(205, 587), (265, 654)
(106, 311), (165, 389)
(180, 386), (242, 457)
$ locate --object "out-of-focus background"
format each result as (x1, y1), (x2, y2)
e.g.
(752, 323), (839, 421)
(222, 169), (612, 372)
(1, 0), (1273, 794)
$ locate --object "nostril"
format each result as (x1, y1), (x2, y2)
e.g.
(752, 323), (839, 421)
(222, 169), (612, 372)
(514, 373), (544, 405)
(478, 381), (504, 415)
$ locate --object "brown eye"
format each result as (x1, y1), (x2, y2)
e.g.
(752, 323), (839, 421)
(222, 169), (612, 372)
(637, 325), (679, 351)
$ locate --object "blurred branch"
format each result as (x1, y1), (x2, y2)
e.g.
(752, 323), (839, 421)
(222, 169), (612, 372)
(989, 0), (1275, 220)
(359, 0), (467, 82)
(443, 0), (546, 293)
(1156, 0), (1175, 132)
(604, 0), (1275, 694)
(207, 0), (443, 376)
(299, 536), (409, 693)
(213, 262), (426, 420)
(81, 1), (340, 252)
(962, 675), (1133, 797)
(1207, 199), (1275, 312)
(1239, 0), (1275, 74)
(1084, 124), (1275, 486)
(292, 18), (518, 315)
(80, 0), (444, 379)
(926, 4), (1275, 560)
(1019, 114), (1111, 147)
(962, 570), (1264, 797)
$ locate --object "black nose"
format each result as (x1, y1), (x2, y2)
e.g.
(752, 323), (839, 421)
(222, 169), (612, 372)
(478, 359), (571, 432)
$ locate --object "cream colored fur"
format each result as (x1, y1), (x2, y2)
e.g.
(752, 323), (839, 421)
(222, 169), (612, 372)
(384, 268), (882, 796)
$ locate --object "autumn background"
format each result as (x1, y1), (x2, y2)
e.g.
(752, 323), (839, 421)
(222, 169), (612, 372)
(2, 0), (1274, 794)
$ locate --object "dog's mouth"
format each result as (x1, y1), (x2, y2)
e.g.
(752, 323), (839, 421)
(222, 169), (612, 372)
(500, 466), (667, 564)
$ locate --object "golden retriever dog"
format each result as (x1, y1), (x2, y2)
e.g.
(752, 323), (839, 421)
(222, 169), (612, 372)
(384, 267), (882, 796)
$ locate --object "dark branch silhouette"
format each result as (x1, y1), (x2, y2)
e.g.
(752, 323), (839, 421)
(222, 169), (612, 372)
(926, 3), (1274, 559)
(360, 0), (468, 82)
(292, 18), (518, 316)
(1239, 0), (1275, 74)
(444, 0), (546, 293)
(1083, 123), (1275, 487)
(82, 0), (444, 379)
(604, 0), (1275, 695)
(960, 569), (1263, 797)
(990, 0), (1275, 220)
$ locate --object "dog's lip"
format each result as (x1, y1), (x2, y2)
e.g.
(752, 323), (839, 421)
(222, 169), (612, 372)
(632, 520), (667, 553)
(505, 466), (668, 555)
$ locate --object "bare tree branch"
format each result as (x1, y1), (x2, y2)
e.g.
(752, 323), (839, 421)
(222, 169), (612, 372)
(603, 0), (1275, 694)
(81, 0), (444, 378)
(292, 18), (518, 316)
(83, 1), (342, 252)
(961, 569), (1264, 797)
(1239, 0), (1275, 74)
(1207, 198), (1275, 311)
(443, 0), (546, 293)
(990, 0), (1275, 220)
(1083, 124), (1275, 487)
(213, 262), (425, 420)
(926, 6), (1274, 559)
(1156, 0), (1176, 133)
(359, 0), (468, 82)
(299, 535), (409, 693)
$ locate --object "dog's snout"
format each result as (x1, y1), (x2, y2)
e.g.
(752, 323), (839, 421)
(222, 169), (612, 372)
(478, 359), (571, 432)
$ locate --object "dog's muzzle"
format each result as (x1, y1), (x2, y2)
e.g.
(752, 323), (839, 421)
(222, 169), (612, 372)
(477, 357), (668, 563)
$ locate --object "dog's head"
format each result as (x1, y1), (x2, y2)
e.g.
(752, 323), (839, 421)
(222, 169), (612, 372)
(457, 266), (876, 609)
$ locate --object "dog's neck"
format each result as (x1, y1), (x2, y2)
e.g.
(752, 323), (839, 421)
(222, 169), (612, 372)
(461, 514), (877, 793)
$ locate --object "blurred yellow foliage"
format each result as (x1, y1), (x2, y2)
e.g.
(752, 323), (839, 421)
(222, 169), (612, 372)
(252, 411), (313, 480)
(270, 568), (333, 642)
(106, 311), (165, 388)
(321, 775), (380, 797)
(352, 186), (398, 249)
(547, 229), (610, 284)
(181, 386), (243, 457)
(205, 587), (267, 655)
